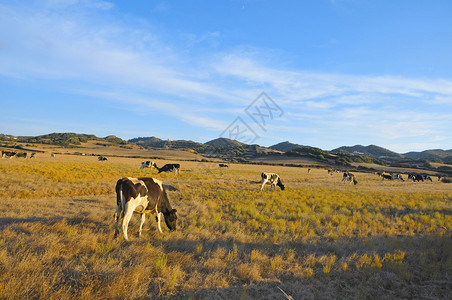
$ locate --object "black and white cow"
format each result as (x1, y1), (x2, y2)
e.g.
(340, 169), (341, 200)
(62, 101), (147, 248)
(114, 177), (177, 241)
(154, 163), (180, 175)
(342, 172), (358, 185)
(391, 174), (405, 181)
(261, 172), (285, 191)
(98, 156), (108, 161)
(30, 152), (36, 159)
(423, 175), (433, 182)
(408, 174), (424, 182)
(219, 163), (229, 168)
(1, 151), (16, 158)
(140, 161), (155, 169)
(381, 174), (393, 181)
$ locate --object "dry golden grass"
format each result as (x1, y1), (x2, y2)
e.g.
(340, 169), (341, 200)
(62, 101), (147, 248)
(0, 156), (451, 299)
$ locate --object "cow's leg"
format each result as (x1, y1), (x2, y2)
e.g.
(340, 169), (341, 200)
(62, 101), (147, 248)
(122, 202), (135, 241)
(138, 213), (146, 237)
(260, 179), (267, 191)
(156, 212), (163, 233)
(113, 205), (122, 238)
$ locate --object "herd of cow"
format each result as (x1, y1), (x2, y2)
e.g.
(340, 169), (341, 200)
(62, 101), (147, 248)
(1, 150), (446, 241)
(377, 172), (438, 182)
(1, 151), (41, 159)
(327, 168), (441, 184)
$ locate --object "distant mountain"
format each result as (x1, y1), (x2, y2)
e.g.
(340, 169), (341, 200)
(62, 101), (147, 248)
(269, 141), (305, 152)
(205, 138), (244, 148)
(404, 149), (452, 161)
(129, 136), (163, 145)
(15, 132), (130, 146)
(130, 136), (206, 151)
(3, 132), (451, 166)
(331, 145), (404, 159)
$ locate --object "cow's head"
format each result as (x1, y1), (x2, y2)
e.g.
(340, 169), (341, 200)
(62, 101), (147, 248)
(277, 178), (285, 190)
(163, 209), (178, 231)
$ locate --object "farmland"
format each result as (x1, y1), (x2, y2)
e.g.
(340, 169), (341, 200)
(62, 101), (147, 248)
(0, 154), (451, 299)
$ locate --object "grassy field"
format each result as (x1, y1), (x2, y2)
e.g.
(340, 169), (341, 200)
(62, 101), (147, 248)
(0, 154), (451, 299)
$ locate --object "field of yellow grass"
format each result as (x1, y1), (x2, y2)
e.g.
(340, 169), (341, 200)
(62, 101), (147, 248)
(0, 154), (451, 299)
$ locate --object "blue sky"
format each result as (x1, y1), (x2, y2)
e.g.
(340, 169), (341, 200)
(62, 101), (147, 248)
(1, 0), (451, 153)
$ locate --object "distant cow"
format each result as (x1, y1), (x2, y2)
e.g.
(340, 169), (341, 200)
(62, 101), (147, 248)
(140, 161), (155, 169)
(408, 174), (424, 182)
(342, 172), (358, 185)
(14, 152), (27, 158)
(261, 172), (285, 191)
(50, 153), (55, 158)
(423, 175), (433, 182)
(219, 163), (229, 168)
(391, 174), (404, 182)
(114, 177), (177, 241)
(98, 156), (108, 161)
(307, 168), (311, 173)
(154, 163), (180, 175)
(1, 151), (16, 158)
(381, 174), (393, 181)
(30, 152), (36, 159)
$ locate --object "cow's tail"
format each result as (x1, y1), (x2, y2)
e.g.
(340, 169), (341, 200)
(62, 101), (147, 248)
(114, 179), (124, 238)
(115, 179), (123, 207)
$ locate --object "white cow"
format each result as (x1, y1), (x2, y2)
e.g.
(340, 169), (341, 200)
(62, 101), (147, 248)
(114, 177), (177, 241)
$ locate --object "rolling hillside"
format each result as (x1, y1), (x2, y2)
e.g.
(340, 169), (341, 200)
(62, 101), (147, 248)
(269, 141), (305, 152)
(404, 149), (452, 162)
(2, 133), (451, 171)
(331, 144), (404, 160)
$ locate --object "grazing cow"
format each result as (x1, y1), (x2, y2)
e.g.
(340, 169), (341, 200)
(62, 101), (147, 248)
(261, 172), (285, 191)
(140, 161), (155, 169)
(408, 174), (424, 182)
(154, 163), (180, 175)
(114, 177), (177, 241)
(423, 175), (433, 182)
(381, 174), (393, 181)
(219, 163), (229, 168)
(98, 156), (108, 161)
(30, 152), (36, 159)
(392, 174), (405, 181)
(1, 151), (16, 158)
(381, 173), (404, 182)
(342, 172), (358, 185)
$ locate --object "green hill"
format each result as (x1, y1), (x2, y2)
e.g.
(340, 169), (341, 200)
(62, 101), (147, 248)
(332, 144), (404, 159)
